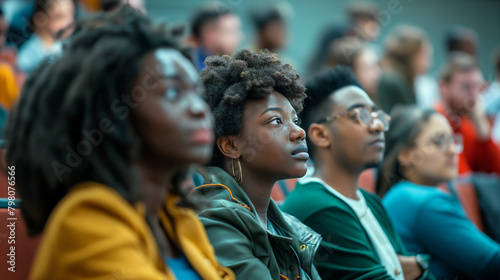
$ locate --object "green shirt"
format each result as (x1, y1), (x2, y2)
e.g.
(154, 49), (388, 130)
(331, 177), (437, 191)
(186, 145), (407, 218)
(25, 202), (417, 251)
(282, 177), (433, 280)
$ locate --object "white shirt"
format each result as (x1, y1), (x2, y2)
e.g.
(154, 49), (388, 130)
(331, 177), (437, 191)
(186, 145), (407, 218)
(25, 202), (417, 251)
(300, 177), (405, 280)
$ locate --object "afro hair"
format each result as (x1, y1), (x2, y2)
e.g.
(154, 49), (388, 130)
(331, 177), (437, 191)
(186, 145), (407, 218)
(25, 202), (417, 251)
(201, 48), (306, 167)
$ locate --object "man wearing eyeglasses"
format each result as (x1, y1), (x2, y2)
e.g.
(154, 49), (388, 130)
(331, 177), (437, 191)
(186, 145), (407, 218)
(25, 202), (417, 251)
(282, 66), (433, 280)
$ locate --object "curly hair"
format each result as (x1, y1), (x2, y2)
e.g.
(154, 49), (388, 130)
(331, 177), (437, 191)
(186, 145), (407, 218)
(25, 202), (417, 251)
(5, 6), (190, 235)
(201, 49), (306, 167)
(302, 66), (362, 160)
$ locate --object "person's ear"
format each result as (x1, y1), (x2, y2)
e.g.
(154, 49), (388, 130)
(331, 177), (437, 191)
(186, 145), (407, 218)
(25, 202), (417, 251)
(32, 11), (48, 29)
(308, 124), (331, 149)
(217, 136), (240, 158)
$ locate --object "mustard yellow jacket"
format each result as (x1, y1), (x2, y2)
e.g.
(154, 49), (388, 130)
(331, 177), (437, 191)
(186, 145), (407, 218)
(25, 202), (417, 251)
(29, 182), (234, 280)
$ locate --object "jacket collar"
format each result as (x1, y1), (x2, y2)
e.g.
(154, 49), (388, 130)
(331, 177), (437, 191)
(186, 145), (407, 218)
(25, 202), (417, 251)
(194, 166), (321, 245)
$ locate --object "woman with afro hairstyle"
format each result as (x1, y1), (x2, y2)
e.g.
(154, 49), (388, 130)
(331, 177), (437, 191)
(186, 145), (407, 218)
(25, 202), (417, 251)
(5, 6), (234, 280)
(190, 49), (322, 279)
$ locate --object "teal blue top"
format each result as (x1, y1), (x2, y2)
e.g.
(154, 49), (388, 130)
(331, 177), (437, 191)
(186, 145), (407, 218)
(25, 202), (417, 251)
(383, 181), (500, 279)
(164, 252), (202, 280)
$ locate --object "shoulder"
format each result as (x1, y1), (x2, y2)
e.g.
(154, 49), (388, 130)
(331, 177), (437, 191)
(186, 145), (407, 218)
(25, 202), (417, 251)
(44, 182), (147, 239)
(282, 179), (351, 219)
(18, 36), (42, 55)
(379, 71), (405, 85)
(196, 197), (261, 236)
(385, 182), (445, 204)
(32, 182), (166, 279)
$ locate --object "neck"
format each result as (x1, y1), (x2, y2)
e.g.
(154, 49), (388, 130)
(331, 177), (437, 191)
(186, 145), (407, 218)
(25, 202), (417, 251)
(37, 30), (55, 48)
(234, 166), (273, 225)
(135, 157), (174, 218)
(314, 157), (360, 200)
(405, 173), (439, 187)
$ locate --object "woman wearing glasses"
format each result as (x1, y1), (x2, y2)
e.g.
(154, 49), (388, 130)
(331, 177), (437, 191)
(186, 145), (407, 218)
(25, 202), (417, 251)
(377, 106), (500, 280)
(283, 67), (432, 280)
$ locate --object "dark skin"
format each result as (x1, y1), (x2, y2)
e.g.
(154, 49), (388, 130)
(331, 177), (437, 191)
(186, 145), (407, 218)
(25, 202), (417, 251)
(217, 91), (308, 227)
(131, 48), (213, 257)
(0, 16), (7, 48)
(309, 86), (385, 199)
(256, 20), (286, 53)
(308, 86), (422, 279)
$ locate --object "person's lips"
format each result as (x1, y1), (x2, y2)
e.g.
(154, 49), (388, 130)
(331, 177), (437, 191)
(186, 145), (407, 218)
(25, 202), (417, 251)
(291, 144), (309, 160)
(191, 128), (214, 145)
(369, 138), (385, 148)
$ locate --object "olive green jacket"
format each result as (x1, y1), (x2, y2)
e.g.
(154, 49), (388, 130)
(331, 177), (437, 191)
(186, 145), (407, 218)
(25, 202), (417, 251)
(191, 167), (322, 280)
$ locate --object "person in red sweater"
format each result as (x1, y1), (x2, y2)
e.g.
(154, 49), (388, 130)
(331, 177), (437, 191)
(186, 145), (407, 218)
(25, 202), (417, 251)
(436, 52), (500, 174)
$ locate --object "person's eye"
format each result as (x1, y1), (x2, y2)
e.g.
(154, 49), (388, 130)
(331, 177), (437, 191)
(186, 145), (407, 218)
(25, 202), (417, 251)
(294, 118), (302, 126)
(433, 138), (446, 146)
(166, 87), (181, 100)
(269, 118), (283, 125)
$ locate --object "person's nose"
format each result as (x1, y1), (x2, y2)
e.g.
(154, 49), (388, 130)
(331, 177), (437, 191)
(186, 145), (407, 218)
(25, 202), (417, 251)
(290, 122), (306, 141)
(368, 117), (384, 133)
(188, 93), (210, 119)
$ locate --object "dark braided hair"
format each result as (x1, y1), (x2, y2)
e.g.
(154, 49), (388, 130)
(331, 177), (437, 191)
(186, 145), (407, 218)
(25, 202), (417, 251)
(201, 49), (306, 168)
(5, 6), (190, 235)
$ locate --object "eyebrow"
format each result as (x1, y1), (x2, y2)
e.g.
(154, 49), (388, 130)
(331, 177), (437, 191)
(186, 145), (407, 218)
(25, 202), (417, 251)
(346, 103), (377, 111)
(260, 107), (285, 117)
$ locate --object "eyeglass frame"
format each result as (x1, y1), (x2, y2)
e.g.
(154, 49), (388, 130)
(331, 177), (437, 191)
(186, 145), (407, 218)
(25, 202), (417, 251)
(425, 133), (464, 154)
(316, 107), (391, 131)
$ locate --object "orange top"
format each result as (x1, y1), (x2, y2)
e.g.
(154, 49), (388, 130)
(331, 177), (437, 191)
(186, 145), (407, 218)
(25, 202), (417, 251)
(0, 62), (19, 109)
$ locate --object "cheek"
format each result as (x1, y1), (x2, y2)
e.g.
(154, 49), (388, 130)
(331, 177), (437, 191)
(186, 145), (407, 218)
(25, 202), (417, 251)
(413, 151), (450, 178)
(136, 104), (184, 147)
(247, 129), (286, 160)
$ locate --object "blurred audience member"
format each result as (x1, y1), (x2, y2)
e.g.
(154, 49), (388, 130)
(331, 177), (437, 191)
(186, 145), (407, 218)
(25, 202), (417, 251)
(17, 0), (75, 73)
(325, 37), (381, 106)
(347, 1), (380, 42)
(378, 25), (431, 114)
(99, 0), (146, 13)
(189, 2), (242, 72)
(482, 48), (500, 143)
(306, 24), (353, 77)
(436, 52), (500, 174)
(249, 2), (291, 54)
(284, 67), (431, 280)
(379, 106), (500, 280)
(445, 25), (478, 57)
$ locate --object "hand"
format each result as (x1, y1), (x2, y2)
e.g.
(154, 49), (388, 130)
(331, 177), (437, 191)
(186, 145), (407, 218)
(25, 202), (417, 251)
(398, 255), (423, 280)
(469, 99), (491, 141)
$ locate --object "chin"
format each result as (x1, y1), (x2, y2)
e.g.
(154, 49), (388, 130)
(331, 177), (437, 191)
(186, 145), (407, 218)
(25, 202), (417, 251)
(185, 149), (212, 166)
(286, 163), (308, 179)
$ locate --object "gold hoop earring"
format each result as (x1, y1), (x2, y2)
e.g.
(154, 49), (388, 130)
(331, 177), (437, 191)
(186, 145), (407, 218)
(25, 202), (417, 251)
(232, 156), (243, 184)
